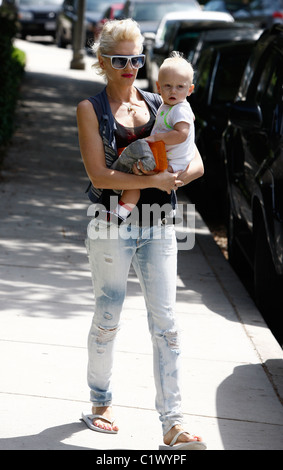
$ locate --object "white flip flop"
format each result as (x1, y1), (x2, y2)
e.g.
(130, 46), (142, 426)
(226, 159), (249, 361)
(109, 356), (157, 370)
(81, 412), (118, 434)
(159, 430), (207, 450)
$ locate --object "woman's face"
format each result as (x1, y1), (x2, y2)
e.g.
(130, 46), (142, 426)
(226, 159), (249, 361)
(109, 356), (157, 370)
(100, 41), (142, 84)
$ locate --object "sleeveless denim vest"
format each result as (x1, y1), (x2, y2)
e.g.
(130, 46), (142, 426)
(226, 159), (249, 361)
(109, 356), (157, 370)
(86, 86), (176, 210)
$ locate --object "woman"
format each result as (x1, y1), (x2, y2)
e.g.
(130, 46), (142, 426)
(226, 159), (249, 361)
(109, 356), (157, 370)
(77, 18), (206, 450)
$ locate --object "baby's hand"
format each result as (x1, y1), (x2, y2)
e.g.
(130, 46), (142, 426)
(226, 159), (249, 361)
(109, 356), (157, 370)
(144, 135), (156, 143)
(132, 159), (156, 175)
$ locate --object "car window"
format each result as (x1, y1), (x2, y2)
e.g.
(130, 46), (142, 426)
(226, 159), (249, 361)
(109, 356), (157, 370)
(193, 50), (214, 106)
(132, 1), (199, 22)
(255, 51), (283, 135)
(19, 0), (62, 4)
(249, 0), (283, 12)
(212, 47), (253, 104)
(85, 0), (112, 12)
(173, 31), (202, 62)
(158, 20), (176, 44)
(204, 0), (283, 13)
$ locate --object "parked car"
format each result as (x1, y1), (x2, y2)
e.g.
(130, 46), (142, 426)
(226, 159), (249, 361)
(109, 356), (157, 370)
(203, 0), (283, 28)
(120, 0), (203, 78)
(187, 39), (259, 213)
(119, 0), (202, 36)
(93, 2), (123, 41)
(222, 24), (283, 319)
(145, 10), (259, 91)
(55, 0), (113, 48)
(16, 0), (63, 39)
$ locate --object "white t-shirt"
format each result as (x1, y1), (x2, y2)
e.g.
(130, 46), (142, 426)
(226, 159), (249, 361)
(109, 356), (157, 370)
(151, 101), (195, 171)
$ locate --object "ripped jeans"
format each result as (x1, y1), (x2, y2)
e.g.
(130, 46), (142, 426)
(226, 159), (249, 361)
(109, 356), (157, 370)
(85, 221), (183, 435)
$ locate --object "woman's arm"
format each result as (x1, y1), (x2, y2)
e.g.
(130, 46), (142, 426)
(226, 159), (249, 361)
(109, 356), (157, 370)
(178, 145), (204, 186)
(76, 100), (182, 194)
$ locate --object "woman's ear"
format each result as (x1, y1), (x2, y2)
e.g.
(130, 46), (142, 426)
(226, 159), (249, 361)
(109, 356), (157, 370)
(98, 54), (105, 69)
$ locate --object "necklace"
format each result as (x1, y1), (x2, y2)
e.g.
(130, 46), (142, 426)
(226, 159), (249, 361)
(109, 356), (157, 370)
(120, 102), (135, 114)
(106, 92), (138, 114)
(125, 104), (135, 113)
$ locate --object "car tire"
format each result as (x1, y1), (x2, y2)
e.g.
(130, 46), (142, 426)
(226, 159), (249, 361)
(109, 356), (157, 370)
(56, 26), (66, 48)
(254, 218), (282, 315)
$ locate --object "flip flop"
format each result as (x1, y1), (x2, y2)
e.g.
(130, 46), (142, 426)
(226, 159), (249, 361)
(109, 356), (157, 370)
(81, 412), (118, 434)
(159, 430), (207, 450)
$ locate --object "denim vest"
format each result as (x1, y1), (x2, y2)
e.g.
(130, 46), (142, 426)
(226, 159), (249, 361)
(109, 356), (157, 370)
(86, 87), (176, 210)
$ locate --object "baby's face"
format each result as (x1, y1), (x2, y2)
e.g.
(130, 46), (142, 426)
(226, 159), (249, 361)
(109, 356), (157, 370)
(157, 67), (193, 106)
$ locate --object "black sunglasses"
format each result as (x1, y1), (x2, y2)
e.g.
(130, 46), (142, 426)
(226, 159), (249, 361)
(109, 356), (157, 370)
(101, 54), (145, 70)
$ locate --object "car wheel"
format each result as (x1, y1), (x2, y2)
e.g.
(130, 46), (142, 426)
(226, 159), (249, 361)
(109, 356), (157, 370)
(254, 218), (282, 315)
(56, 26), (66, 48)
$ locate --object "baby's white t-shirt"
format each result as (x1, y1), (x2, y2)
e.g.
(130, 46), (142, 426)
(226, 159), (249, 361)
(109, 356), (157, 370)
(151, 100), (195, 171)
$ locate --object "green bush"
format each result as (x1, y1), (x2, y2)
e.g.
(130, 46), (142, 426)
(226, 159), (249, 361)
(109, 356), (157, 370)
(0, 4), (26, 153)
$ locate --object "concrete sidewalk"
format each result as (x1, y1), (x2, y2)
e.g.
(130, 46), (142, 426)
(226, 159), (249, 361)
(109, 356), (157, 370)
(0, 39), (282, 451)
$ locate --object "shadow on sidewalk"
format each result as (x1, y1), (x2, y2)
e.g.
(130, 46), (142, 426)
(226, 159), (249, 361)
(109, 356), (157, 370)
(216, 361), (283, 450)
(0, 421), (92, 450)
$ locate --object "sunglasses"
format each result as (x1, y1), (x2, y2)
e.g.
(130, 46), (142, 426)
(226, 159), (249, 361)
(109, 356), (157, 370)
(101, 54), (145, 70)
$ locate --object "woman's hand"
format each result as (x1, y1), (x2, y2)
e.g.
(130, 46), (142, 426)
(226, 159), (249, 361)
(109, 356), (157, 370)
(132, 159), (183, 194)
(154, 170), (184, 194)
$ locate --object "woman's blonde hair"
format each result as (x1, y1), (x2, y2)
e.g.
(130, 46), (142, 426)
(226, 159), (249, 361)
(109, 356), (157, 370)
(92, 19), (144, 77)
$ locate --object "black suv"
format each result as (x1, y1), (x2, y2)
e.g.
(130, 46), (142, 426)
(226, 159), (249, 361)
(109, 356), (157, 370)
(222, 24), (283, 323)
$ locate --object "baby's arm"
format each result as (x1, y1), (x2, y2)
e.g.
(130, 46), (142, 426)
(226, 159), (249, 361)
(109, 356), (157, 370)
(146, 121), (190, 146)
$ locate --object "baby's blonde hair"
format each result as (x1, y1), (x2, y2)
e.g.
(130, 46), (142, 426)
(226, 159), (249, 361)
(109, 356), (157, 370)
(92, 19), (144, 77)
(159, 51), (194, 84)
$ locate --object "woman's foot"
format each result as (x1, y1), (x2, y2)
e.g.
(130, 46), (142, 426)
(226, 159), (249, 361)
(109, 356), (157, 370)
(91, 406), (119, 432)
(164, 424), (203, 446)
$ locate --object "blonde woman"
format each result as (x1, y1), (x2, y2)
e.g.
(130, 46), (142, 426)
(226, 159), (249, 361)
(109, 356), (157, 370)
(77, 18), (206, 450)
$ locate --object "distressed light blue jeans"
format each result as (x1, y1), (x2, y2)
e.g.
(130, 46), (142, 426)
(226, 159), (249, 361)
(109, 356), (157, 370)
(85, 220), (183, 435)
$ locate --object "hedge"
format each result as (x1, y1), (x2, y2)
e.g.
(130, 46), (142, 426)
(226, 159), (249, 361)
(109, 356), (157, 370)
(0, 4), (26, 155)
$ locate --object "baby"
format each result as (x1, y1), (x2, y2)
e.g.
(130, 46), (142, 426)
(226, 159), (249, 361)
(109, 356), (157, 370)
(115, 51), (195, 222)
